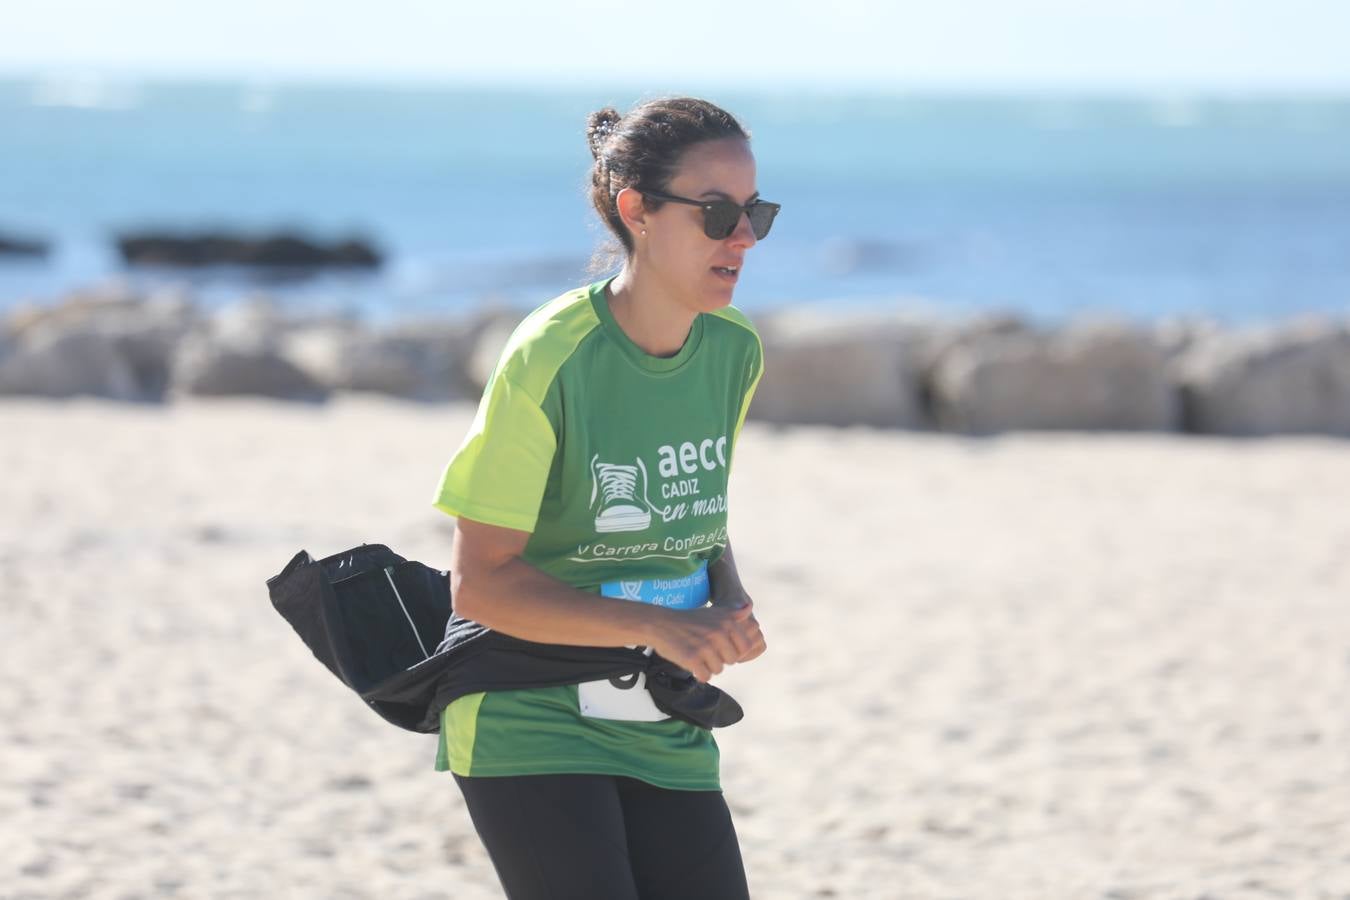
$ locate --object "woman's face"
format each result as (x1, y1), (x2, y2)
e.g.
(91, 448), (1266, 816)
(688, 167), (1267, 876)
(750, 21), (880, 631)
(631, 137), (760, 313)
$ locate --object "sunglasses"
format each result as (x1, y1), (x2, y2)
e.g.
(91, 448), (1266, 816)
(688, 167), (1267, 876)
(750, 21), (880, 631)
(640, 189), (781, 240)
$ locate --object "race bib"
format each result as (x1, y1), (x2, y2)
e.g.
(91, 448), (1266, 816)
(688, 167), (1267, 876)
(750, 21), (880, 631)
(578, 562), (709, 722)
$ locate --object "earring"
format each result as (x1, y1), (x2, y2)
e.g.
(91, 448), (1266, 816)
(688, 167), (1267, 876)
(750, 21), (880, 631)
(641, 230), (646, 236)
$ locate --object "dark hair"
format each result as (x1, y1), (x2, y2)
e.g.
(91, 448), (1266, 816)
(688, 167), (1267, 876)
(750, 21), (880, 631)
(585, 97), (750, 276)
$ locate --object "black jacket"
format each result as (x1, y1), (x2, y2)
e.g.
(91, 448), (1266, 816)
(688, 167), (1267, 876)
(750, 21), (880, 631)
(265, 543), (743, 734)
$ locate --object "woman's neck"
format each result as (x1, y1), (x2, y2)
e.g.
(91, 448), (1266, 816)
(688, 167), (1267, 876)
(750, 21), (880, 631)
(605, 267), (698, 358)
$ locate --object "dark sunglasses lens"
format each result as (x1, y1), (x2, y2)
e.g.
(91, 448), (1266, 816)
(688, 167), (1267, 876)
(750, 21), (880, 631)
(703, 202), (740, 240)
(748, 203), (777, 239)
(702, 201), (778, 240)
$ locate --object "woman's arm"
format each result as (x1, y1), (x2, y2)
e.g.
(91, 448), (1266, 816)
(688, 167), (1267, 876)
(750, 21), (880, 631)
(450, 516), (762, 682)
(708, 542), (748, 608)
(451, 515), (657, 647)
(708, 541), (766, 663)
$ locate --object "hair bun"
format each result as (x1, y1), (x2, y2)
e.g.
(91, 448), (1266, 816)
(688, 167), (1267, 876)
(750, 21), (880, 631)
(586, 107), (622, 160)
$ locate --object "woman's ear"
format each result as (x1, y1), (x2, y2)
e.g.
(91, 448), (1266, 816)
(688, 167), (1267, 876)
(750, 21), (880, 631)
(615, 187), (648, 239)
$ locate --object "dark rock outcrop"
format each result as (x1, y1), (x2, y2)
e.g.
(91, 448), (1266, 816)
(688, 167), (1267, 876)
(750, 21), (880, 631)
(0, 232), (51, 258)
(114, 231), (382, 270)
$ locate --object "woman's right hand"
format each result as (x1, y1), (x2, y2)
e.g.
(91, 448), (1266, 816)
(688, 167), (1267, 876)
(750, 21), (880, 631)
(645, 600), (766, 683)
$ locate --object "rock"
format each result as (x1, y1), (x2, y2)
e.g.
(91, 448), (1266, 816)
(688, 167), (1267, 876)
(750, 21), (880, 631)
(114, 230), (382, 270)
(2, 278), (145, 339)
(0, 231), (50, 258)
(279, 324), (383, 390)
(169, 333), (329, 401)
(1174, 318), (1350, 436)
(280, 321), (472, 401)
(928, 318), (1179, 433)
(378, 320), (478, 400)
(1153, 315), (1224, 363)
(108, 292), (200, 401)
(748, 305), (950, 429)
(209, 295), (291, 351)
(208, 294), (360, 344)
(0, 282), (200, 401)
(0, 328), (141, 400)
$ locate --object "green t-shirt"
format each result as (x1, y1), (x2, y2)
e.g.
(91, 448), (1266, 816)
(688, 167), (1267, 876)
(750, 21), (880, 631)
(430, 274), (764, 791)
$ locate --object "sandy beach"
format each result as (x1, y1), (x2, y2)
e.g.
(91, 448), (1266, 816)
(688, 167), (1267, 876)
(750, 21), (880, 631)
(2, 395), (1348, 899)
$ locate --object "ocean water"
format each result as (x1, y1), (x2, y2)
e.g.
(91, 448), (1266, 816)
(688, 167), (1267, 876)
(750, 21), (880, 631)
(2, 76), (1348, 326)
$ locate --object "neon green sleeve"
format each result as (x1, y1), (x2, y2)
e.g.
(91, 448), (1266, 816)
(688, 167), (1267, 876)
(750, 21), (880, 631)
(432, 374), (558, 533)
(710, 304), (764, 452)
(732, 341), (764, 447)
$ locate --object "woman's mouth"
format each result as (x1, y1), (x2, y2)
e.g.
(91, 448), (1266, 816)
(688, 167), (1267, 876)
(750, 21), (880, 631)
(712, 265), (739, 282)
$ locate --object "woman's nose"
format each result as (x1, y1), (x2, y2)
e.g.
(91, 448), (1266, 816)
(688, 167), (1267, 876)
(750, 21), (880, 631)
(728, 211), (757, 249)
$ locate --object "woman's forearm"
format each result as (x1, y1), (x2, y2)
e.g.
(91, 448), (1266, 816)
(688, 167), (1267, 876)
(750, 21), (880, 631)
(451, 530), (764, 677)
(451, 556), (665, 648)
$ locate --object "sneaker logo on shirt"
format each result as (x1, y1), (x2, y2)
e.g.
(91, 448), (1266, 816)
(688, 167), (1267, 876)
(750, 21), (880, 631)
(590, 455), (657, 533)
(587, 435), (731, 534)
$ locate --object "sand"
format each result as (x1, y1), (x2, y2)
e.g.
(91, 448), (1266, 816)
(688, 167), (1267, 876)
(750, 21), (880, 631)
(2, 395), (1348, 899)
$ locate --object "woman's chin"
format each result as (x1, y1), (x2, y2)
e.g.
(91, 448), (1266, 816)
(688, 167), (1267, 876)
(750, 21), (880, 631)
(702, 274), (739, 307)
(698, 289), (735, 312)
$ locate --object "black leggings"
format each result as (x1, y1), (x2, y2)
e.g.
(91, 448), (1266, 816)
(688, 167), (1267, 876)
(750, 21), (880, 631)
(452, 772), (751, 900)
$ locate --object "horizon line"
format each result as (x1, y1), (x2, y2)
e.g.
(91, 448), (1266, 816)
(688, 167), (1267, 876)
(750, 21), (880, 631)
(1, 64), (1349, 100)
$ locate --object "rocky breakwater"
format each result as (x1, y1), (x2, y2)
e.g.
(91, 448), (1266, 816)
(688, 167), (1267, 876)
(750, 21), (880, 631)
(750, 303), (1350, 437)
(0, 282), (520, 405)
(2, 284), (1348, 437)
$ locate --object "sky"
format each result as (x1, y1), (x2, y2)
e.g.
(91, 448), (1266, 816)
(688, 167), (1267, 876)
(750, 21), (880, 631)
(1, 0), (1347, 94)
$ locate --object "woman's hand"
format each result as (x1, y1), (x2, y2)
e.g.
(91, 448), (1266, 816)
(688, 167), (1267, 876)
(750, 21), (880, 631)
(645, 600), (766, 684)
(705, 542), (767, 665)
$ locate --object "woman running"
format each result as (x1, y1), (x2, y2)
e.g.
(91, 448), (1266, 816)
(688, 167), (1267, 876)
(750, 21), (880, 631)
(431, 95), (780, 899)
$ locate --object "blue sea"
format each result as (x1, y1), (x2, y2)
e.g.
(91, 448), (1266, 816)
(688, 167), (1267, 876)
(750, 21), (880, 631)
(2, 76), (1348, 326)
